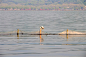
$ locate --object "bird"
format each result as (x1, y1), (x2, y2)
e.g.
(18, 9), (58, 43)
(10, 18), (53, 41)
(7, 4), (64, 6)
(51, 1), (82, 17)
(39, 26), (44, 34)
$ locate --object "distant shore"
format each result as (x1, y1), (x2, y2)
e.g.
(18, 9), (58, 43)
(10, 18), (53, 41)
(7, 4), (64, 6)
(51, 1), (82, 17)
(0, 9), (86, 11)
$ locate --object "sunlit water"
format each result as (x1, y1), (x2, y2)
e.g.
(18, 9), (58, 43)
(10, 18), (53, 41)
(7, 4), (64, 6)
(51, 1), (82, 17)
(0, 11), (86, 57)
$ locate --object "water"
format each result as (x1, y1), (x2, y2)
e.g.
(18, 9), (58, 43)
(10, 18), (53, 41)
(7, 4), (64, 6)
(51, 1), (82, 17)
(0, 11), (86, 57)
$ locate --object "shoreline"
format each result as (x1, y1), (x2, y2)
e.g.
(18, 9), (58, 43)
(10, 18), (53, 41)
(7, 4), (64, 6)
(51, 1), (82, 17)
(0, 10), (86, 11)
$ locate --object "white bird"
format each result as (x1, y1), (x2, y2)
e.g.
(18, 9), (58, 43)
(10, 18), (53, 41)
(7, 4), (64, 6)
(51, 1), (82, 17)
(39, 26), (44, 34)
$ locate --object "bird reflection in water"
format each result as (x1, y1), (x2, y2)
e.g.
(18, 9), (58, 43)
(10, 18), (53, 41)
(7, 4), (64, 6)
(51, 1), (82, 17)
(39, 35), (44, 43)
(17, 36), (19, 39)
(66, 34), (68, 41)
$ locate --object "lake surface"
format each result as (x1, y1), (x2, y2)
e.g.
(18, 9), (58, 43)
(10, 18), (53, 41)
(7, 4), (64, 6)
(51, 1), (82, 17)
(0, 11), (86, 57)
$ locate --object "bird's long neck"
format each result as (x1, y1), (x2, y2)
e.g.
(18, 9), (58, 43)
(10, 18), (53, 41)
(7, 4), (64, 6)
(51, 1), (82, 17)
(39, 29), (42, 34)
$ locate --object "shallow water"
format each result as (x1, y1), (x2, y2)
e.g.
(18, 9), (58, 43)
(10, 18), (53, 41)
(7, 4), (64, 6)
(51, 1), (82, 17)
(0, 11), (86, 57)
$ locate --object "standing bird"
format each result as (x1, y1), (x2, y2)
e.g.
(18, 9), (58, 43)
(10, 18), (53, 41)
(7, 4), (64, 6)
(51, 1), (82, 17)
(39, 26), (44, 34)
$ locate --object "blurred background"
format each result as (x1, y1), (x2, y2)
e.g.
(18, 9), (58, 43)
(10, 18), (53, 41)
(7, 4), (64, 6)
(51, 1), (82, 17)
(0, 0), (86, 11)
